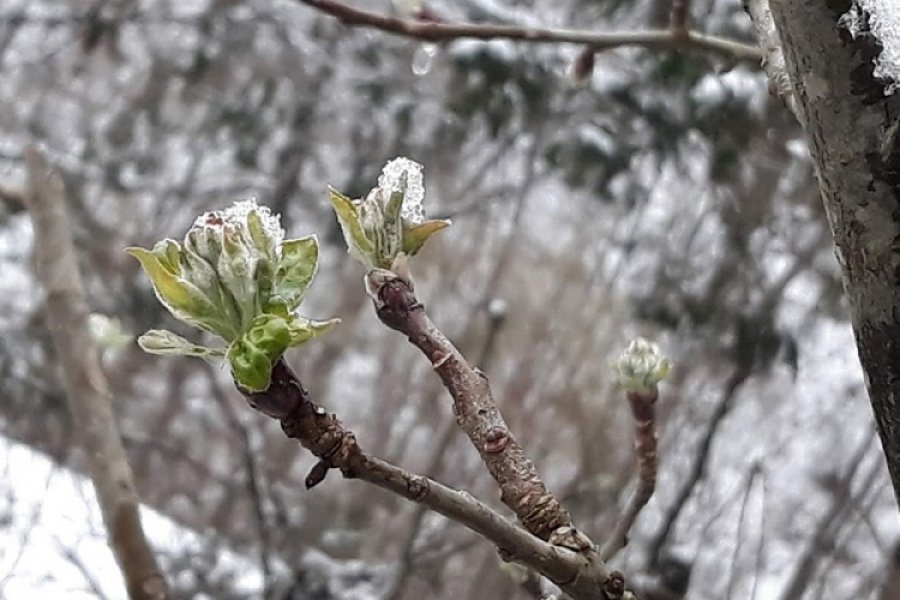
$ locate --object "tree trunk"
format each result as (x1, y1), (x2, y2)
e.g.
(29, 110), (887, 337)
(768, 1), (900, 504)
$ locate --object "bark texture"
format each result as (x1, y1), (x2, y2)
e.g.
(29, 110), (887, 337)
(768, 0), (900, 504)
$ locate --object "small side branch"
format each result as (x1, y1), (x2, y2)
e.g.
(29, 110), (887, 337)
(372, 276), (587, 549)
(24, 147), (170, 600)
(601, 388), (660, 561)
(296, 0), (762, 62)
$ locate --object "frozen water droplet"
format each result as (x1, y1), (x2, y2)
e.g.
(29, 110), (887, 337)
(411, 44), (437, 76)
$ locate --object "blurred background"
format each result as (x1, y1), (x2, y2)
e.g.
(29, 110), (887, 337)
(1, 0), (898, 599)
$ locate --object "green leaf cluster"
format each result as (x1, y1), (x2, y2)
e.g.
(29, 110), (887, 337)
(129, 200), (338, 392)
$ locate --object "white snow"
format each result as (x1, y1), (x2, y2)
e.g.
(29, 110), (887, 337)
(0, 437), (263, 599)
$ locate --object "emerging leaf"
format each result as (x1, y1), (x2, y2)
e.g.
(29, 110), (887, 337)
(138, 329), (225, 359)
(403, 219), (451, 256)
(127, 246), (237, 340)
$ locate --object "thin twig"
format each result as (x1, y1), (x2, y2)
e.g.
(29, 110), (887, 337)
(209, 371), (274, 593)
(386, 289), (509, 600)
(55, 537), (114, 600)
(24, 147), (170, 600)
(777, 430), (876, 600)
(296, 0), (762, 62)
(601, 387), (661, 561)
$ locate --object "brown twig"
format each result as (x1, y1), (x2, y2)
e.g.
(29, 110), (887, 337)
(296, 0), (762, 62)
(24, 146), (170, 600)
(240, 359), (619, 599)
(373, 277), (584, 547)
(601, 387), (660, 561)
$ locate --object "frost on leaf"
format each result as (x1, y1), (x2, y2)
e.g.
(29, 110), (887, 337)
(330, 157), (450, 271)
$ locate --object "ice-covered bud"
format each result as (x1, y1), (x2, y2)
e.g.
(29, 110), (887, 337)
(330, 157), (450, 271)
(611, 337), (671, 393)
(129, 200), (338, 392)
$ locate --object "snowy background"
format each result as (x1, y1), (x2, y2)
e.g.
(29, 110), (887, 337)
(1, 0), (899, 599)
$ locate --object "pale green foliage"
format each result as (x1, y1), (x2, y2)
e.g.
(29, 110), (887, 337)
(610, 337), (671, 392)
(129, 200), (338, 392)
(329, 157), (450, 270)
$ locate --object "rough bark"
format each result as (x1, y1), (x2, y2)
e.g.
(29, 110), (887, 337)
(25, 147), (170, 600)
(768, 0), (900, 505)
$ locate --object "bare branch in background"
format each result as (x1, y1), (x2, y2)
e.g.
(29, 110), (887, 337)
(777, 430), (876, 600)
(296, 0), (762, 62)
(24, 147), (170, 600)
(725, 464), (761, 600)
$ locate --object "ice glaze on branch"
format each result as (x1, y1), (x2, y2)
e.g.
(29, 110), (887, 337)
(295, 0), (762, 62)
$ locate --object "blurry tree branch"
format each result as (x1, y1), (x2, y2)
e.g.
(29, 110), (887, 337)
(240, 359), (622, 599)
(670, 0), (691, 37)
(24, 147), (170, 600)
(295, 0), (762, 62)
(741, 0), (800, 121)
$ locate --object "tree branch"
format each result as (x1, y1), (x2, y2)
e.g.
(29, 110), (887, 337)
(24, 146), (170, 600)
(295, 0), (762, 62)
(372, 276), (586, 547)
(741, 0), (801, 121)
(240, 359), (621, 599)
